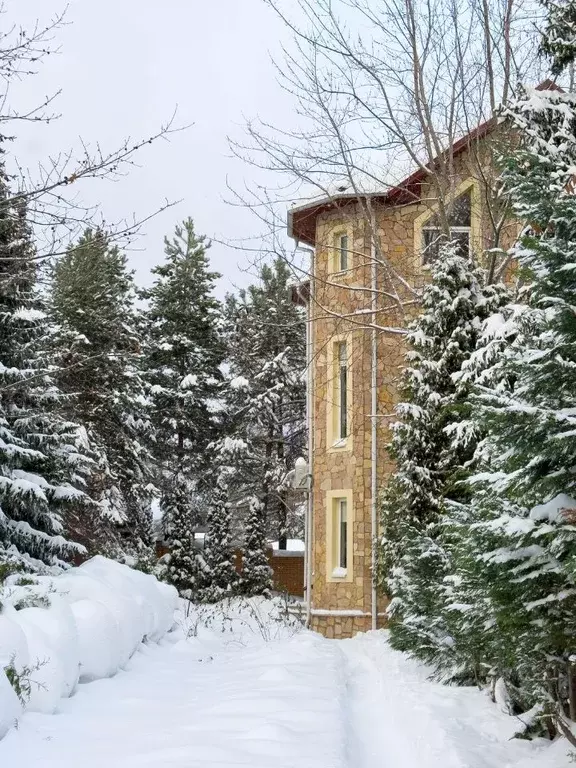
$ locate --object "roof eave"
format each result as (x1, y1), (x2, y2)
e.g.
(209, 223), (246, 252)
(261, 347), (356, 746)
(288, 192), (383, 246)
(286, 111), (505, 246)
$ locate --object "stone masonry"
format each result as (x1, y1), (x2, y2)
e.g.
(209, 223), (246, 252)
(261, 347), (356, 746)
(291, 129), (518, 639)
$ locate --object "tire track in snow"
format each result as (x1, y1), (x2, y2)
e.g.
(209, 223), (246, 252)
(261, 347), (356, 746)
(340, 632), (537, 768)
(341, 637), (469, 768)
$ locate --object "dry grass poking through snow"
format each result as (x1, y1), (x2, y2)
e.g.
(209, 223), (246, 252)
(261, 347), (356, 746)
(180, 595), (305, 646)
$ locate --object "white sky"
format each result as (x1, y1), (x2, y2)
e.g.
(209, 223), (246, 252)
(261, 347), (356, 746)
(7, 0), (296, 296)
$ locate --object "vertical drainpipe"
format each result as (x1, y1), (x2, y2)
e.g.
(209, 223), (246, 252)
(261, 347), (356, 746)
(305, 248), (315, 629)
(370, 210), (378, 631)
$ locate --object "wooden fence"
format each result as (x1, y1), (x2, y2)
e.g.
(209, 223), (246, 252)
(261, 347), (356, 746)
(156, 543), (305, 597)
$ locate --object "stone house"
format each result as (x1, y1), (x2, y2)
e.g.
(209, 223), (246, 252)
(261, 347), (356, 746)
(287, 113), (523, 639)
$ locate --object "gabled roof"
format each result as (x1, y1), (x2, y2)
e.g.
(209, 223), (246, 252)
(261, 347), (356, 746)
(288, 80), (560, 247)
(287, 121), (493, 246)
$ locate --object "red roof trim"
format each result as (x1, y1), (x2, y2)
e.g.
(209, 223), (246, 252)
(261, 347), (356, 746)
(384, 117), (494, 205)
(288, 118), (494, 245)
(536, 78), (563, 92)
(288, 80), (562, 246)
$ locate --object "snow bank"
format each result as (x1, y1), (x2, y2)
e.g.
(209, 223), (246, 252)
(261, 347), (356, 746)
(0, 671), (20, 741)
(0, 556), (178, 734)
(271, 538), (305, 552)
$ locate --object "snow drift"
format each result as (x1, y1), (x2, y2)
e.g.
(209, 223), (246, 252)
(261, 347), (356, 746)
(0, 556), (178, 738)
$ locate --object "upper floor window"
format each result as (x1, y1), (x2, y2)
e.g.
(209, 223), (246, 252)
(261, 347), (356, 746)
(331, 231), (350, 273)
(422, 189), (471, 264)
(328, 335), (352, 452)
(338, 234), (348, 271)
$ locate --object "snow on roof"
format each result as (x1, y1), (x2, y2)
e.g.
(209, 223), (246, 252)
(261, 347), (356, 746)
(271, 538), (305, 552)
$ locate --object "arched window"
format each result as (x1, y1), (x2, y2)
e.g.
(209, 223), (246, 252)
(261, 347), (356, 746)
(421, 189), (472, 263)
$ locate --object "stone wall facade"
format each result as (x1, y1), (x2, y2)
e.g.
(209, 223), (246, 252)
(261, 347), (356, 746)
(304, 138), (518, 639)
(310, 613), (373, 639)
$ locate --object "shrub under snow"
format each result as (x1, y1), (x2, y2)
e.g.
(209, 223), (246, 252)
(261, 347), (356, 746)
(0, 556), (178, 737)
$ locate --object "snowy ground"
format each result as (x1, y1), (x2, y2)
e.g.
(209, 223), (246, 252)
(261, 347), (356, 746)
(0, 597), (571, 768)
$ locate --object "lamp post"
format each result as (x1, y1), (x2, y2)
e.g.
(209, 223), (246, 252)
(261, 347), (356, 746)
(288, 456), (312, 625)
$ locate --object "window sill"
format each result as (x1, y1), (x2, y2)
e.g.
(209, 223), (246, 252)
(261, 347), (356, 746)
(328, 270), (350, 280)
(327, 437), (351, 453)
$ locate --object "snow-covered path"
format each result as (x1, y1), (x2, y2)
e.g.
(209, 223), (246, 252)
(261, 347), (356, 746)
(0, 604), (570, 768)
(0, 614), (349, 768)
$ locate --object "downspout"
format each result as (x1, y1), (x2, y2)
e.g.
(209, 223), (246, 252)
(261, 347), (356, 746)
(304, 248), (315, 629)
(370, 210), (378, 631)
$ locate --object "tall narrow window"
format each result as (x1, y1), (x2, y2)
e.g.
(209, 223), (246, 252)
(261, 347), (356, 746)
(327, 491), (352, 580)
(422, 189), (472, 264)
(338, 234), (348, 272)
(338, 499), (348, 569)
(338, 341), (348, 439)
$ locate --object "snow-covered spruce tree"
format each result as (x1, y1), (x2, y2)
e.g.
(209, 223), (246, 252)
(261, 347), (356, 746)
(540, 0), (576, 76)
(161, 471), (197, 596)
(434, 303), (525, 687)
(203, 375), (274, 598)
(379, 243), (508, 665)
(442, 82), (576, 723)
(198, 438), (242, 602)
(224, 257), (306, 548)
(241, 495), (273, 597)
(0, 149), (97, 570)
(50, 228), (154, 559)
(142, 218), (225, 593)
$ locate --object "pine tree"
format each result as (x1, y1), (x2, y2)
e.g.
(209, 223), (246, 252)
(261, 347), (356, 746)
(200, 375), (275, 598)
(50, 228), (154, 558)
(540, 0), (576, 75)
(224, 258), (306, 548)
(142, 218), (225, 592)
(199, 439), (240, 602)
(0, 147), (95, 570)
(380, 244), (508, 663)
(434, 303), (525, 684)
(441, 80), (576, 719)
(161, 471), (197, 596)
(242, 495), (273, 597)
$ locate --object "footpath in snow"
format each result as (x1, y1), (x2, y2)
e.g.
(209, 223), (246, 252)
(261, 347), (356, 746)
(0, 591), (573, 768)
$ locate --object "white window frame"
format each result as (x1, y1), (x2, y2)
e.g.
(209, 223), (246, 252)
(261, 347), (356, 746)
(337, 498), (348, 571)
(338, 233), (349, 272)
(330, 228), (352, 275)
(414, 178), (481, 267)
(337, 341), (348, 441)
(421, 225), (471, 263)
(326, 490), (353, 582)
(327, 334), (353, 452)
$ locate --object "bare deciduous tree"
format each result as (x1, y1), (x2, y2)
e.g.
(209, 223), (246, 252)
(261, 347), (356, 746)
(0, 5), (186, 266)
(229, 0), (545, 333)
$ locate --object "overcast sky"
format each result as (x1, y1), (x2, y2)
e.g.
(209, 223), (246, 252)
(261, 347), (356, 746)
(7, 0), (296, 296)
